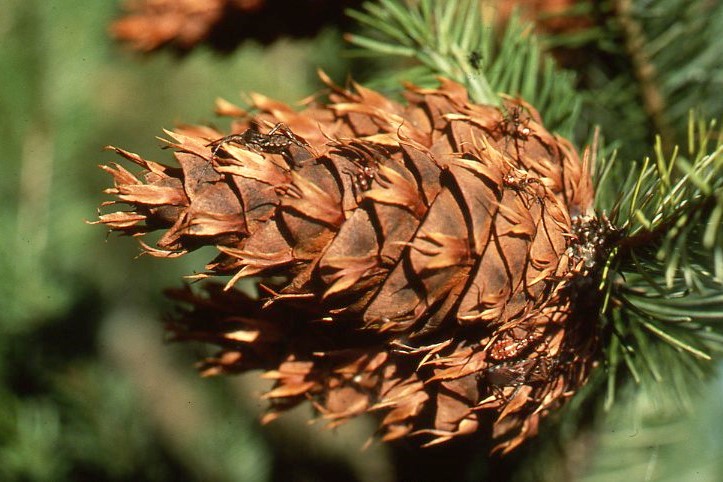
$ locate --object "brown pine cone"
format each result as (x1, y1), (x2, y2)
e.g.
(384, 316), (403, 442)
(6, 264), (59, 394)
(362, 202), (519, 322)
(111, 0), (232, 52)
(96, 73), (606, 453)
(110, 0), (359, 52)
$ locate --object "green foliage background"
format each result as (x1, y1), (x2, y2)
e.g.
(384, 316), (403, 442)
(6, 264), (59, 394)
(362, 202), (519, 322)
(0, 0), (721, 481)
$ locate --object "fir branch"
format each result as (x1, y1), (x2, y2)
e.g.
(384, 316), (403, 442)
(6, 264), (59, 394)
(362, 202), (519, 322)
(606, 115), (723, 283)
(595, 114), (723, 404)
(613, 0), (672, 149)
(549, 0), (723, 157)
(345, 0), (581, 136)
(346, 0), (497, 104)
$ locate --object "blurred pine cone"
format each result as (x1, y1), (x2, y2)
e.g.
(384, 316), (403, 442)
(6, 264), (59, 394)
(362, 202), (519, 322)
(111, 0), (360, 52)
(111, 0), (235, 52)
(97, 74), (607, 453)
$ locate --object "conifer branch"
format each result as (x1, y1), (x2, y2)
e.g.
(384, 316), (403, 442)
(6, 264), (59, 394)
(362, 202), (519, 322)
(613, 0), (673, 149)
(548, 0), (723, 157)
(595, 114), (723, 403)
(345, 0), (581, 136)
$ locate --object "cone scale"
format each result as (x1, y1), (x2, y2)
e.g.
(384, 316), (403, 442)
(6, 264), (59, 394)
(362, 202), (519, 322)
(97, 75), (602, 453)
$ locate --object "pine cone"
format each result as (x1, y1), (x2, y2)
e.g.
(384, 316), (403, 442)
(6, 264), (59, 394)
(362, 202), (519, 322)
(96, 73), (604, 453)
(111, 0), (233, 52)
(111, 0), (358, 52)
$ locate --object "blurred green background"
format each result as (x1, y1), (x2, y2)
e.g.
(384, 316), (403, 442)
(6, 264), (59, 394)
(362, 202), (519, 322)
(1, 1), (722, 481)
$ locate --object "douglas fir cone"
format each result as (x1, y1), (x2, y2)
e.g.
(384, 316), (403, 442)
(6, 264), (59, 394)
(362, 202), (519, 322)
(96, 73), (612, 453)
